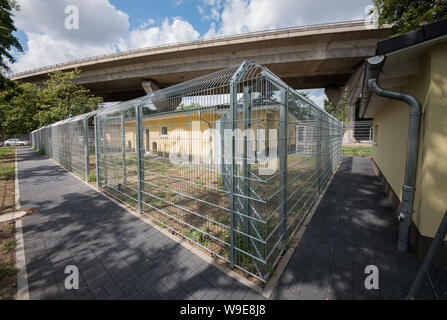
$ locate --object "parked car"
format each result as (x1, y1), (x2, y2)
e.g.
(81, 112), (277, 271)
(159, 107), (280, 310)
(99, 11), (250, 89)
(3, 138), (30, 146)
(0, 141), (3, 147)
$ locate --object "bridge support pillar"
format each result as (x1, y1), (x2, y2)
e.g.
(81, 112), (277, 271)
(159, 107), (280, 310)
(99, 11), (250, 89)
(142, 79), (160, 94)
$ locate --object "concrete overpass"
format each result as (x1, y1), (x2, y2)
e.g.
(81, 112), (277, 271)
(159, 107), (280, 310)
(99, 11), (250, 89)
(10, 20), (390, 106)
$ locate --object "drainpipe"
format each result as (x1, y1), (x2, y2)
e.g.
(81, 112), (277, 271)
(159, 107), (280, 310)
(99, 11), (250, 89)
(365, 55), (422, 252)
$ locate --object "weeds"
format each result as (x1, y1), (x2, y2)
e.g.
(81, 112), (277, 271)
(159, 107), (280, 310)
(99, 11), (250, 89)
(0, 165), (14, 179)
(0, 261), (17, 281)
(88, 171), (96, 182)
(2, 239), (16, 254)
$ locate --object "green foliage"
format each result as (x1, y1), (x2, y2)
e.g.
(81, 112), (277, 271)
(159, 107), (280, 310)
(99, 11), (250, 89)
(0, 261), (17, 280)
(2, 239), (15, 254)
(38, 146), (45, 155)
(177, 103), (202, 110)
(323, 87), (350, 122)
(0, 69), (103, 135)
(0, 147), (13, 159)
(0, 82), (40, 134)
(374, 0), (447, 35)
(0, 164), (14, 179)
(88, 171), (96, 183)
(34, 69), (103, 126)
(185, 228), (208, 246)
(0, 0), (23, 80)
(342, 145), (372, 157)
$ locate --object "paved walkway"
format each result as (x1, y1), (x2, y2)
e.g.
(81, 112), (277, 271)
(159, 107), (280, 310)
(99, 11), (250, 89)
(17, 149), (420, 300)
(272, 157), (420, 300)
(17, 149), (263, 300)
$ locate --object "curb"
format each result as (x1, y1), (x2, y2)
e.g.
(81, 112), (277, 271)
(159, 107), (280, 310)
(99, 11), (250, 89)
(14, 149), (30, 300)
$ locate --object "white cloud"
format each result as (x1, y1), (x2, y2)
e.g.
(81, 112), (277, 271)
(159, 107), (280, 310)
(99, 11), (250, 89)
(301, 89), (327, 108)
(12, 0), (374, 73)
(117, 17), (200, 51)
(12, 0), (129, 73)
(12, 0), (202, 73)
(201, 0), (373, 36)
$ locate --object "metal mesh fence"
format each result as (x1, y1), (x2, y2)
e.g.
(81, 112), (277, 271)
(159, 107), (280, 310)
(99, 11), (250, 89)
(31, 112), (95, 181)
(93, 61), (342, 281)
(30, 61), (342, 281)
(342, 121), (373, 145)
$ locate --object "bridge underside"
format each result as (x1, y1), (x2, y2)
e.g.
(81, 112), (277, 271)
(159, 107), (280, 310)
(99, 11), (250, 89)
(11, 22), (390, 104)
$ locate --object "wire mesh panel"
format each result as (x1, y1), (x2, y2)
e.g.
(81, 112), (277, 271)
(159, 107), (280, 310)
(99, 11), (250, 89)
(342, 121), (373, 145)
(95, 61), (342, 281)
(407, 211), (447, 300)
(30, 112), (94, 181)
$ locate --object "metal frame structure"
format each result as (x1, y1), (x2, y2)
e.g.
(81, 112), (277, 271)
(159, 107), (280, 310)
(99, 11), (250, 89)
(30, 111), (95, 182)
(31, 61), (342, 282)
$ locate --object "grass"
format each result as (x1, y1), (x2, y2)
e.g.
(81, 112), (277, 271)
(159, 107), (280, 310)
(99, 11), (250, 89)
(2, 239), (16, 255)
(88, 171), (96, 183)
(0, 222), (17, 300)
(0, 148), (15, 213)
(342, 145), (372, 157)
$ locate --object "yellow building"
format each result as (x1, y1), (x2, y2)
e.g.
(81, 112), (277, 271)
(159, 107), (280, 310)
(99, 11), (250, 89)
(103, 104), (315, 169)
(359, 18), (447, 258)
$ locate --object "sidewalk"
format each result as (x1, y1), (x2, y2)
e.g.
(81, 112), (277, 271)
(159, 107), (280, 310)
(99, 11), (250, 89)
(17, 149), (263, 300)
(16, 148), (421, 300)
(272, 157), (421, 299)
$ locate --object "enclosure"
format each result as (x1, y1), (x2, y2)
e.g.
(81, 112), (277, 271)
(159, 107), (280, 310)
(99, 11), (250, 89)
(31, 61), (342, 282)
(30, 111), (95, 182)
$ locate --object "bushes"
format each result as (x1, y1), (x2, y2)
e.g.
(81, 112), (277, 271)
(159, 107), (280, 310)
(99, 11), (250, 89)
(88, 171), (96, 183)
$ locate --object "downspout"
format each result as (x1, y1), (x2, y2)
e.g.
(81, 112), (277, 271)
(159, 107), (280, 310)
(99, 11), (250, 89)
(365, 55), (422, 252)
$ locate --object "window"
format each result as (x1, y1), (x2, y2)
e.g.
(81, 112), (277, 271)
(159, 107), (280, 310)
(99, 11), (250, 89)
(161, 126), (168, 137)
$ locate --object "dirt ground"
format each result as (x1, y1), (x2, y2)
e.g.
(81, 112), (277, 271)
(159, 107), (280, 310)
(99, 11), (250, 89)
(0, 148), (17, 300)
(0, 221), (17, 300)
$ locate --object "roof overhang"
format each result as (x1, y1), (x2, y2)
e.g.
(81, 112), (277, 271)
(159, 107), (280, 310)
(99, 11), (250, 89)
(359, 19), (447, 118)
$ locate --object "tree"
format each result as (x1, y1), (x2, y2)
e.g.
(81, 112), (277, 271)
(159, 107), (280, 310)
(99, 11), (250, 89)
(323, 87), (350, 122)
(0, 69), (103, 135)
(374, 0), (447, 35)
(34, 69), (103, 126)
(0, 0), (23, 88)
(0, 81), (39, 134)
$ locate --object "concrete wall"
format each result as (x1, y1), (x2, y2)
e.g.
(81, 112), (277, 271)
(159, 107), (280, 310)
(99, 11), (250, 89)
(372, 42), (447, 241)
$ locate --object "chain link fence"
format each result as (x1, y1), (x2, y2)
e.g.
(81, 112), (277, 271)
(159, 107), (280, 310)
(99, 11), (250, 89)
(31, 61), (342, 282)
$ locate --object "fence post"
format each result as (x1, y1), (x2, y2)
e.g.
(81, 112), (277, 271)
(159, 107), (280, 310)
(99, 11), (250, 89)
(406, 210), (447, 299)
(135, 103), (144, 214)
(121, 115), (127, 186)
(229, 77), (237, 268)
(279, 88), (288, 249)
(243, 86), (252, 250)
(316, 116), (322, 192)
(94, 116), (101, 189)
(83, 118), (90, 182)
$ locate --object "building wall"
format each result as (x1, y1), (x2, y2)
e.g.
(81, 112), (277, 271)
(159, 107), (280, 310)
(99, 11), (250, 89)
(372, 42), (447, 243)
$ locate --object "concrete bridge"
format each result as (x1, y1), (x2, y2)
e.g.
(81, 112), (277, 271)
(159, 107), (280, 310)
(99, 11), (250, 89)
(10, 20), (390, 108)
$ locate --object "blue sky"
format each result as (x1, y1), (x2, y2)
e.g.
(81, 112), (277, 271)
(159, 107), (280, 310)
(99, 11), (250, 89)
(10, 0), (375, 105)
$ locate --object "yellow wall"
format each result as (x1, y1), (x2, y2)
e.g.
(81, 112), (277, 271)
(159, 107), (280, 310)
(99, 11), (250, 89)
(372, 41), (447, 238)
